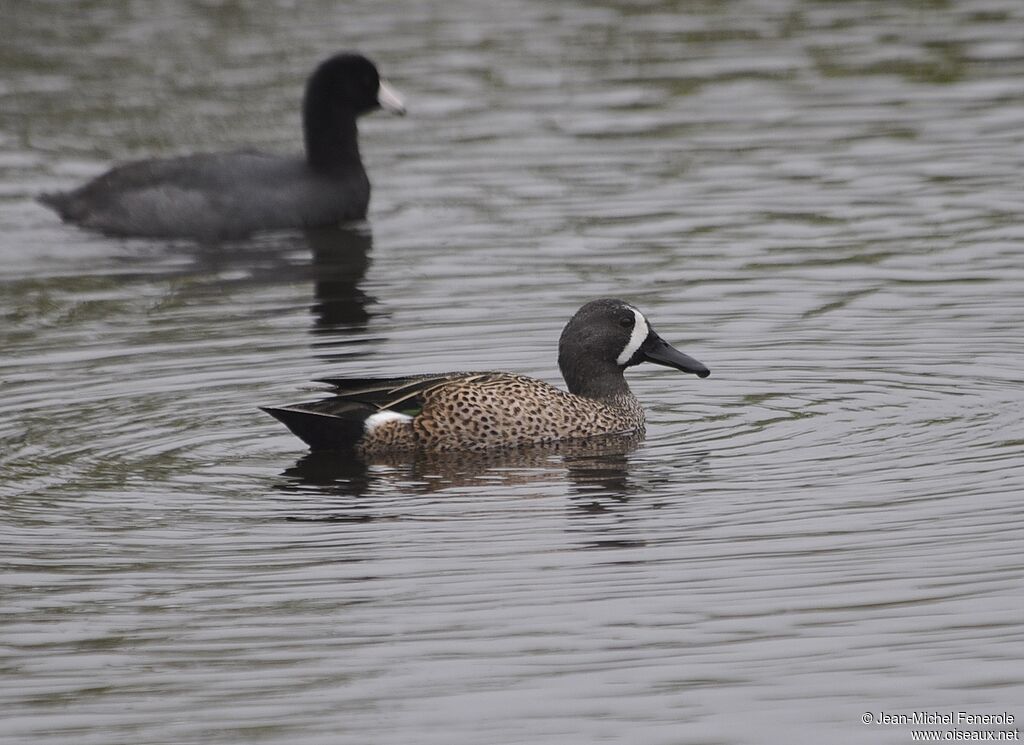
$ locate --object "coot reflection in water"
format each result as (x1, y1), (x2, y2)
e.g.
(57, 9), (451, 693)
(156, 224), (375, 339)
(306, 226), (375, 336)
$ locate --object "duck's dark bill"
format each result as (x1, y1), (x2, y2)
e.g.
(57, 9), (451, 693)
(639, 334), (710, 378)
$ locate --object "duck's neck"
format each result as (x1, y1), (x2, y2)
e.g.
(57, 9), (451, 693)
(562, 358), (633, 402)
(304, 103), (362, 174)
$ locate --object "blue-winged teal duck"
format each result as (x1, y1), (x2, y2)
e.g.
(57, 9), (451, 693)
(39, 53), (405, 240)
(263, 298), (710, 454)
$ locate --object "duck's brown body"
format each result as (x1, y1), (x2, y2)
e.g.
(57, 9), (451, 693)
(366, 372), (645, 454)
(298, 372), (646, 454)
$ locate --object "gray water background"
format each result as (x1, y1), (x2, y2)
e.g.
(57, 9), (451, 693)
(2, 1), (1023, 743)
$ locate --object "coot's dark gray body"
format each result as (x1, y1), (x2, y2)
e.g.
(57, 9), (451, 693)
(42, 152), (369, 240)
(39, 53), (404, 241)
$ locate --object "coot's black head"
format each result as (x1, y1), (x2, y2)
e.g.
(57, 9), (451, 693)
(302, 52), (404, 173)
(304, 53), (405, 117)
(558, 298), (709, 399)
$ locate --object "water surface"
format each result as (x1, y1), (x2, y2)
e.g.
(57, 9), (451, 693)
(2, 1), (1023, 743)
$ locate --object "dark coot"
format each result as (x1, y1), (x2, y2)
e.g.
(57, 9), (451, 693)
(39, 52), (405, 240)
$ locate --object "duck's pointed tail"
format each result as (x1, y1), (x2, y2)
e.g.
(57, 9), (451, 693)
(38, 190), (72, 218)
(261, 401), (371, 451)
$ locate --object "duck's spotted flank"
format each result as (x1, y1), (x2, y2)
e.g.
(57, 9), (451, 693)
(263, 299), (710, 454)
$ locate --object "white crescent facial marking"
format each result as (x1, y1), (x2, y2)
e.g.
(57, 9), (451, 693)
(616, 307), (649, 366)
(377, 80), (406, 115)
(365, 410), (413, 433)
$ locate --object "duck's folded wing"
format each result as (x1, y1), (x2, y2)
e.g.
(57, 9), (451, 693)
(313, 372), (493, 410)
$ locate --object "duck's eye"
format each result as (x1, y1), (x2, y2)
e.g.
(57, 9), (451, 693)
(619, 317), (633, 328)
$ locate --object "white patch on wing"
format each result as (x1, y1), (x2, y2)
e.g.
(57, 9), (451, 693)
(616, 307), (649, 366)
(364, 410), (413, 433)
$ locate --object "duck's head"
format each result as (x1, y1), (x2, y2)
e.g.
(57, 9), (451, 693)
(558, 298), (709, 398)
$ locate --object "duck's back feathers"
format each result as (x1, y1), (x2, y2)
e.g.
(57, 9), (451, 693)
(315, 372), (491, 410)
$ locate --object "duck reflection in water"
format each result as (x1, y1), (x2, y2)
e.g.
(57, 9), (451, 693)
(275, 436), (712, 550)
(275, 432), (643, 505)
